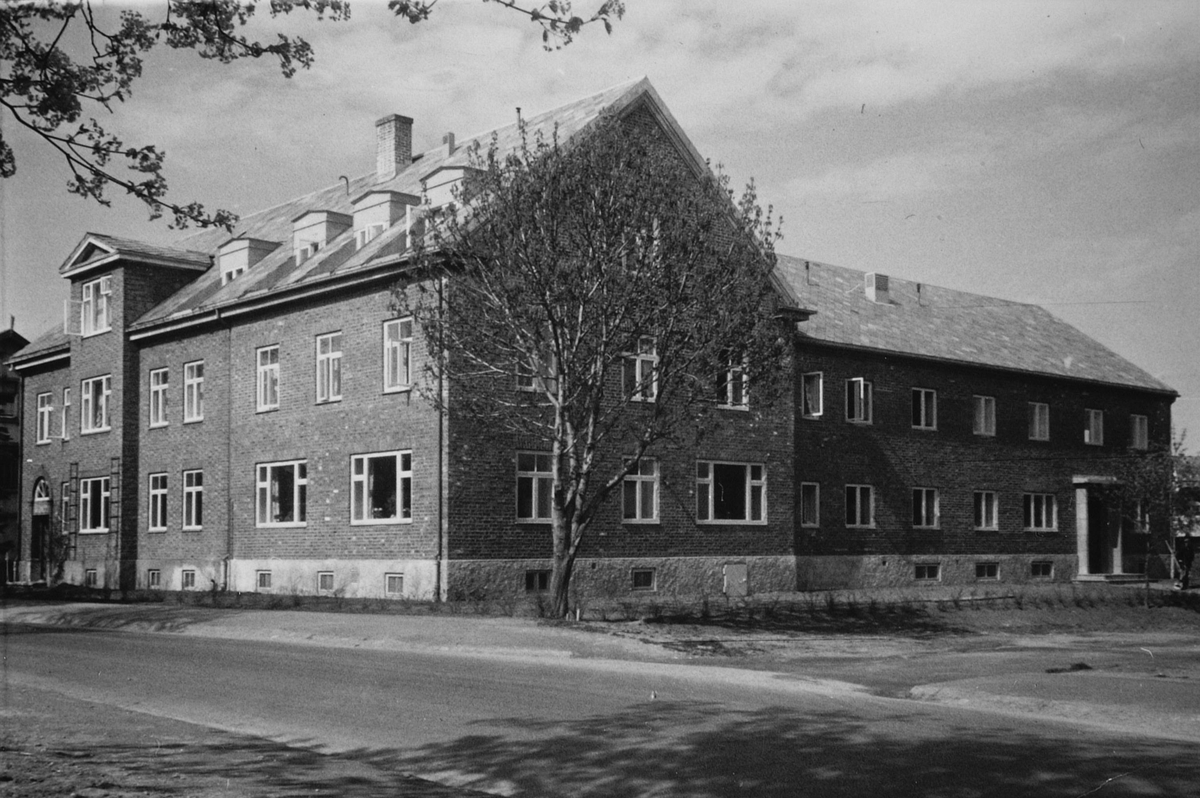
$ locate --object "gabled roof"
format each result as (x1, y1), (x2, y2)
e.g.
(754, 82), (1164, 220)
(774, 255), (1174, 394)
(59, 233), (210, 279)
(132, 77), (690, 333)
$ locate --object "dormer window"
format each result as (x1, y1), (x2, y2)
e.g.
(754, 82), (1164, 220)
(81, 275), (112, 336)
(356, 224), (386, 251)
(297, 241), (321, 264)
(218, 238), (278, 286)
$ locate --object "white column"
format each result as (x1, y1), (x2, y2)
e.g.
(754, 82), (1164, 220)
(1075, 486), (1090, 576)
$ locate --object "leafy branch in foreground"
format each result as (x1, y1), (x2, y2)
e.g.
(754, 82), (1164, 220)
(1, 0), (623, 229)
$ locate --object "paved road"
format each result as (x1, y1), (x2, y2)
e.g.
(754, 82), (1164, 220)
(3, 624), (1198, 797)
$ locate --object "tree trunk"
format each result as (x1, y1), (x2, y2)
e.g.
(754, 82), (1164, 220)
(549, 515), (575, 619)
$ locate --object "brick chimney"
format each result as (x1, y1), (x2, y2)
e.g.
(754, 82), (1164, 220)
(375, 114), (413, 182)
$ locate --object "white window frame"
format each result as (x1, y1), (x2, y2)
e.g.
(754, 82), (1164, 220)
(973, 491), (998, 530)
(184, 361), (204, 422)
(845, 484), (874, 528)
(257, 570), (272, 590)
(801, 372), (823, 419)
(1084, 409), (1104, 446)
(255, 460), (307, 527)
(149, 473), (168, 531)
(385, 573), (404, 595)
(622, 458), (659, 523)
(182, 569), (196, 589)
(257, 345), (280, 411)
(147, 569), (161, 588)
(516, 451), (553, 522)
(221, 264), (245, 285)
(976, 562), (1000, 580)
(60, 387), (70, 440)
(913, 487), (940, 529)
(316, 331), (343, 404)
(1130, 414), (1149, 450)
(350, 450), (413, 524)
(631, 568), (657, 591)
(914, 563), (941, 581)
(912, 388), (937, 430)
(80, 375), (112, 433)
(36, 392), (53, 444)
(623, 336), (658, 402)
(79, 476), (111, 533)
(318, 571), (335, 591)
(149, 368), (169, 428)
(845, 378), (872, 423)
(81, 275), (112, 336)
(696, 461), (767, 524)
(1023, 493), (1058, 531)
(718, 356), (749, 409)
(973, 395), (996, 436)
(383, 318), (414, 393)
(1028, 402), (1050, 441)
(800, 482), (820, 527)
(60, 481), (70, 534)
(183, 470), (203, 530)
(356, 223), (386, 250)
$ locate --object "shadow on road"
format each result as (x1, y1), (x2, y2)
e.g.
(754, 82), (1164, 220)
(332, 700), (1198, 797)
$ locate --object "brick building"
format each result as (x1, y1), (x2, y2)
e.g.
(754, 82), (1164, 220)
(5, 79), (1175, 597)
(1, 324), (30, 583)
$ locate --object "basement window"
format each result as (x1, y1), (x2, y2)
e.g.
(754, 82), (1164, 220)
(84, 569), (98, 588)
(385, 573), (404, 595)
(147, 569), (161, 589)
(631, 568), (657, 591)
(914, 563), (941, 581)
(975, 562), (999, 580)
(1031, 561), (1054, 579)
(182, 570), (196, 589)
(257, 571), (272, 591)
(525, 569), (551, 593)
(317, 572), (335, 592)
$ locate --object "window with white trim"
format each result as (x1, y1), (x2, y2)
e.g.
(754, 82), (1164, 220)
(911, 388), (937, 430)
(623, 336), (658, 402)
(256, 460), (307, 526)
(846, 378), (872, 423)
(356, 223), (386, 250)
(718, 356), (748, 409)
(1028, 402), (1050, 441)
(149, 368), (169, 427)
(221, 264), (245, 285)
(1023, 493), (1057, 531)
(84, 568), (98, 588)
(973, 491), (998, 530)
(1130, 414), (1149, 450)
(1084, 409), (1104, 446)
(1031, 561), (1054, 579)
(622, 459), (658, 522)
(147, 569), (161, 588)
(973, 395), (996, 436)
(516, 339), (556, 392)
(60, 482), (70, 534)
(385, 573), (404, 595)
(914, 563), (941, 581)
(79, 477), (110, 533)
(801, 372), (823, 419)
(845, 484), (874, 527)
(316, 332), (342, 403)
(383, 318), (413, 392)
(81, 275), (112, 336)
(351, 451), (412, 524)
(257, 571), (272, 590)
(184, 361), (204, 422)
(516, 452), (553, 521)
(976, 562), (999, 580)
(696, 461), (766, 523)
(182, 569), (196, 589)
(81, 375), (111, 433)
(60, 388), (70, 440)
(257, 346), (280, 411)
(800, 482), (820, 527)
(149, 473), (167, 531)
(912, 487), (939, 528)
(183, 470), (203, 530)
(318, 571), (335, 591)
(631, 568), (656, 591)
(36, 393), (53, 444)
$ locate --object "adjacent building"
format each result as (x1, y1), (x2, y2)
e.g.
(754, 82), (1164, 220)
(5, 79), (1176, 598)
(1, 323), (30, 583)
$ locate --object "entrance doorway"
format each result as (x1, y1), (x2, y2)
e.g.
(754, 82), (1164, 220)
(1087, 492), (1111, 575)
(30, 479), (51, 582)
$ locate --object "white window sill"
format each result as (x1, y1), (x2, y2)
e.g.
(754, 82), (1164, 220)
(350, 517), (413, 526)
(621, 518), (660, 525)
(182, 526), (203, 532)
(81, 427), (112, 435)
(78, 529), (110, 535)
(383, 385), (413, 395)
(516, 518), (552, 524)
(718, 404), (749, 412)
(148, 527), (166, 533)
(255, 522), (307, 529)
(256, 406), (279, 414)
(696, 519), (768, 526)
(184, 417), (204, 425)
(149, 422), (168, 429)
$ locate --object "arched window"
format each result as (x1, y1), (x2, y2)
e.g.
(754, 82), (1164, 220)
(32, 479), (51, 517)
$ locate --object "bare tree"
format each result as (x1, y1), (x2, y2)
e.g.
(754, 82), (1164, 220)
(0, 0), (624, 229)
(403, 112), (788, 617)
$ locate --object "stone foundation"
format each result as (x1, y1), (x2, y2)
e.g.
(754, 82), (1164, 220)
(447, 555), (797, 599)
(797, 554), (1079, 591)
(133, 557), (439, 599)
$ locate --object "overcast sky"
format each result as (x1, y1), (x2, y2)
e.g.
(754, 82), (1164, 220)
(2, 0), (1198, 443)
